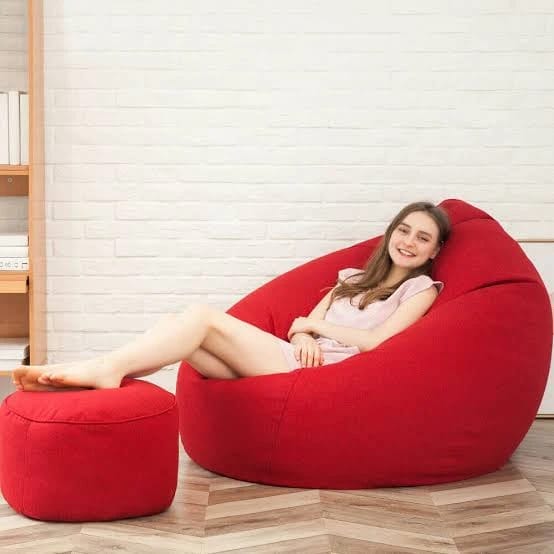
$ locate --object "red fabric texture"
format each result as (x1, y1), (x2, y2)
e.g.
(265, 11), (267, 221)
(177, 198), (552, 489)
(0, 378), (179, 522)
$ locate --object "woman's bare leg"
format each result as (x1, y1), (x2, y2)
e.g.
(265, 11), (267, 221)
(13, 305), (237, 391)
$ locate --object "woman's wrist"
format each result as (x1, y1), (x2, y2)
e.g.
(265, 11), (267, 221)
(309, 319), (322, 336)
(290, 332), (311, 343)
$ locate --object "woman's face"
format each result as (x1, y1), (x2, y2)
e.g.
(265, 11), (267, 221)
(388, 211), (441, 268)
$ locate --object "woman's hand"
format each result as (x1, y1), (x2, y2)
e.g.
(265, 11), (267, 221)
(290, 333), (324, 368)
(287, 317), (314, 341)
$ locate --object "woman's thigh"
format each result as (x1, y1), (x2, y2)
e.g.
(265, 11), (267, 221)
(187, 347), (240, 380)
(193, 304), (292, 377)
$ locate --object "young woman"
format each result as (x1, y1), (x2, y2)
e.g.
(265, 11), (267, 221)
(12, 200), (450, 392)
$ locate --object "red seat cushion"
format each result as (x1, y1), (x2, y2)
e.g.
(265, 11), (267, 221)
(177, 198), (552, 489)
(0, 378), (179, 522)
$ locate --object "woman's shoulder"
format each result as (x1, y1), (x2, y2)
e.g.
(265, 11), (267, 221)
(397, 274), (444, 300)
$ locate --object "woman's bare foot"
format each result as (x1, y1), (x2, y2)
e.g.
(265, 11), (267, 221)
(12, 357), (125, 392)
(12, 367), (78, 392)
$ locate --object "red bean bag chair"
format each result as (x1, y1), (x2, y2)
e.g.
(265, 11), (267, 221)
(177, 198), (552, 489)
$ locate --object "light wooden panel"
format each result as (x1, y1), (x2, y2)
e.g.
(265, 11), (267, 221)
(0, 295), (29, 336)
(0, 273), (28, 293)
(27, 0), (46, 365)
(0, 175), (28, 196)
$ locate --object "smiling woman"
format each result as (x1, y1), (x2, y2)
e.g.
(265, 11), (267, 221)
(13, 201), (450, 389)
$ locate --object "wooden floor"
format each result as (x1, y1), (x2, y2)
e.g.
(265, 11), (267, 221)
(0, 420), (552, 553)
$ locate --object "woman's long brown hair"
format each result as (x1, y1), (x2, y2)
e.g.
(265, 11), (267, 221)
(326, 201), (451, 310)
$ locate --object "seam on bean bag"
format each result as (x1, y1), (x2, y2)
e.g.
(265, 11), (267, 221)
(267, 369), (303, 476)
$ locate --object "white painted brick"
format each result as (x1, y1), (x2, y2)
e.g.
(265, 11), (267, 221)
(53, 240), (114, 257)
(47, 221), (86, 238)
(47, 333), (86, 353)
(52, 313), (151, 333)
(53, 203), (114, 220)
(82, 333), (147, 353)
(46, 295), (83, 312)
(46, 258), (83, 276)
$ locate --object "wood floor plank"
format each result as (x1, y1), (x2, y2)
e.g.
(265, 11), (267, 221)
(204, 519), (327, 553)
(323, 518), (458, 553)
(329, 535), (459, 554)
(0, 535), (77, 553)
(205, 502), (324, 537)
(0, 522), (80, 549)
(207, 490), (321, 520)
(454, 520), (554, 553)
(80, 522), (203, 552)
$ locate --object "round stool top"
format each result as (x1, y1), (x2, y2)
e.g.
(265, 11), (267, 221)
(4, 378), (175, 424)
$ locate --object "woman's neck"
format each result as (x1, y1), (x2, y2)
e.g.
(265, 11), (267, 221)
(382, 266), (411, 287)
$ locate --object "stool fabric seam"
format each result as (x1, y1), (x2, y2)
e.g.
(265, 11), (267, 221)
(4, 400), (177, 425)
(21, 419), (30, 515)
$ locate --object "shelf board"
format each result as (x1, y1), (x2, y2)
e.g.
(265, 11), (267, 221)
(0, 165), (29, 176)
(0, 273), (29, 294)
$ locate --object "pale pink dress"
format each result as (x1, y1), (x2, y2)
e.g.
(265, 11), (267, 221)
(276, 268), (444, 371)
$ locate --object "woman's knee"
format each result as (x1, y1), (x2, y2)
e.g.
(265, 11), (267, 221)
(180, 303), (216, 323)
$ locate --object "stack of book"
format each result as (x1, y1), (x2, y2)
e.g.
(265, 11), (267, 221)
(0, 90), (29, 165)
(0, 232), (29, 271)
(0, 337), (30, 370)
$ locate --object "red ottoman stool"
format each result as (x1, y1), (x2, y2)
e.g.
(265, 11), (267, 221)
(0, 378), (179, 522)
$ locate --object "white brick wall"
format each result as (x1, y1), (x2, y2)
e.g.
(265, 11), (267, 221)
(2, 1), (554, 376)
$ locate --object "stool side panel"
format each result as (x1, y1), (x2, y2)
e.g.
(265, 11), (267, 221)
(19, 407), (179, 522)
(0, 402), (30, 516)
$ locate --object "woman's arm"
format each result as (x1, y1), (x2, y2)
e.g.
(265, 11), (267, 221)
(288, 286), (336, 342)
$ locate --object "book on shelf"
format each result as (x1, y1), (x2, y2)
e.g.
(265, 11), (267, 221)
(0, 232), (28, 247)
(0, 357), (29, 370)
(0, 246), (28, 257)
(0, 338), (30, 371)
(0, 234), (30, 271)
(0, 90), (29, 166)
(0, 258), (28, 271)
(20, 92), (29, 165)
(0, 93), (7, 164)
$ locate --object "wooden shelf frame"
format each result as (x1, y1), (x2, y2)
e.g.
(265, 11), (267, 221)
(0, 165), (29, 176)
(1, 0), (46, 366)
(0, 272), (29, 294)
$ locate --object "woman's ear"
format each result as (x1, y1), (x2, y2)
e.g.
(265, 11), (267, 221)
(430, 245), (440, 260)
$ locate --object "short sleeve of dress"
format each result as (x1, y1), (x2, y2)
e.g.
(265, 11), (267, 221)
(338, 268), (364, 284)
(399, 275), (444, 304)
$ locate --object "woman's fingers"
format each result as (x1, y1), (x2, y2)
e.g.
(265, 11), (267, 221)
(294, 341), (325, 367)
